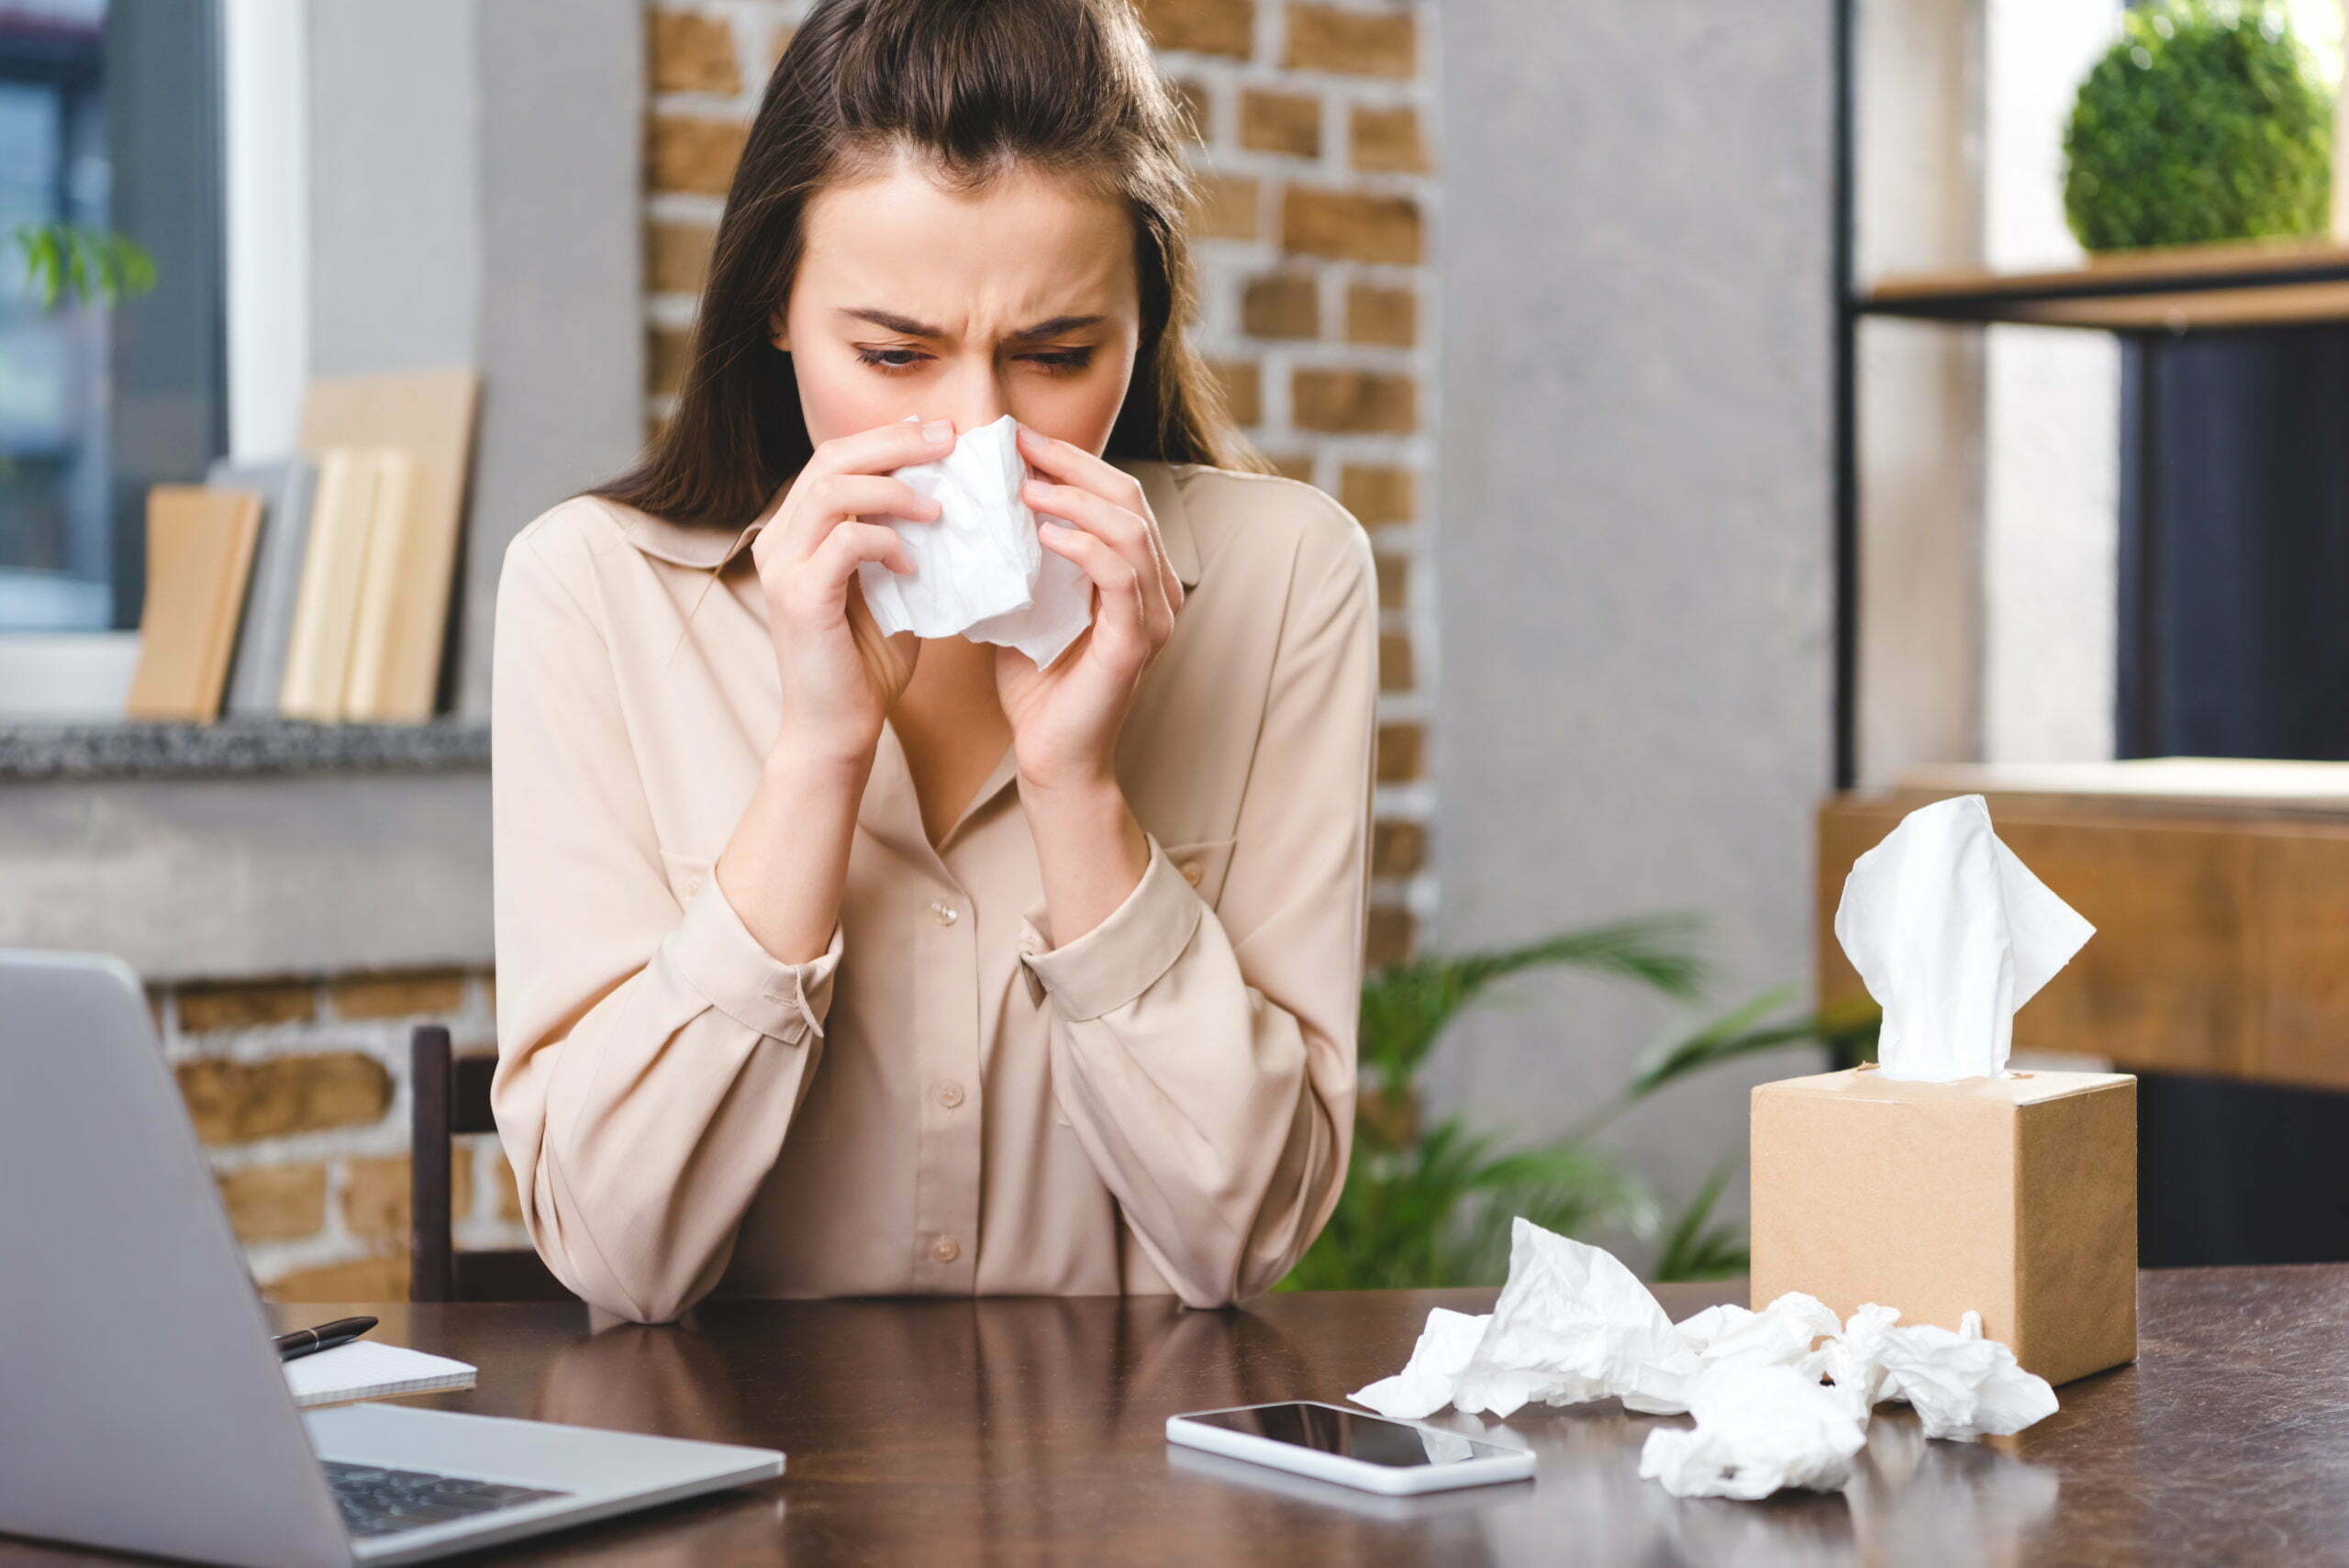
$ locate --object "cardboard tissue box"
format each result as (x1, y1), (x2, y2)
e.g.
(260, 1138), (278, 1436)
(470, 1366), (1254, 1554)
(1753, 794), (2138, 1387)
(1751, 1064), (2136, 1386)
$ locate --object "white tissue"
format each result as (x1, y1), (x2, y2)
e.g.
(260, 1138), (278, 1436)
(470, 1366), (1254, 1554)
(853, 414), (1095, 668)
(1344, 1219), (2060, 1501)
(1672, 1291), (1842, 1385)
(1445, 1218), (1699, 1419)
(1819, 1301), (1900, 1416)
(1347, 1307), (1490, 1420)
(1833, 793), (2096, 1081)
(1824, 1305), (2059, 1441)
(1350, 1280), (1842, 1428)
(1637, 1362), (1869, 1500)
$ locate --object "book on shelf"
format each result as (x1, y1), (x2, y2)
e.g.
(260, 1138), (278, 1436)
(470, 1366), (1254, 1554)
(124, 485), (264, 722)
(342, 450), (421, 720)
(281, 447), (412, 722)
(206, 456), (319, 720)
(298, 368), (480, 722)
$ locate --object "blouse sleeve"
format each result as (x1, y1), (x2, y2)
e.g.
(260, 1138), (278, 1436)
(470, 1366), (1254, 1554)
(488, 516), (843, 1324)
(1014, 515), (1376, 1307)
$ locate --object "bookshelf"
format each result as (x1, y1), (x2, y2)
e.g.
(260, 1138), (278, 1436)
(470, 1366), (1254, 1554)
(1828, 1), (2349, 787)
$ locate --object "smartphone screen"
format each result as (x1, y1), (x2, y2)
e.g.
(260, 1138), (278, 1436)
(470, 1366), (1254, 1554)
(1178, 1404), (1515, 1469)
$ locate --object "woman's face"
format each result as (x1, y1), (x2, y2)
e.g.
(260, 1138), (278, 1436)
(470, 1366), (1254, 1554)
(774, 155), (1142, 456)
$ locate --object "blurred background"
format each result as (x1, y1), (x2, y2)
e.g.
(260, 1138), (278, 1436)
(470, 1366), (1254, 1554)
(6, 0), (2348, 1302)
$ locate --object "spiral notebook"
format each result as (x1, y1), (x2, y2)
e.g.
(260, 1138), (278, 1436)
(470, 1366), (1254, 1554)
(282, 1340), (477, 1410)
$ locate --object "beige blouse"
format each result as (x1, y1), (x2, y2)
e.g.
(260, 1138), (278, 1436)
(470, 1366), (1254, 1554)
(488, 459), (1377, 1324)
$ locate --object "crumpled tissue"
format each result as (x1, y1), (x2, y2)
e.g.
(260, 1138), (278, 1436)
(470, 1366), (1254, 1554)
(1638, 1363), (1869, 1500)
(1346, 1218), (2060, 1501)
(1348, 1307), (1490, 1421)
(1445, 1217), (1698, 1419)
(1834, 793), (2095, 1081)
(1671, 1292), (1842, 1385)
(1822, 1304), (2059, 1440)
(853, 414), (1094, 669)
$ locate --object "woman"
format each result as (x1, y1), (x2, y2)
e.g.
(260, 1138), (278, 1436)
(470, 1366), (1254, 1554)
(489, 0), (1377, 1325)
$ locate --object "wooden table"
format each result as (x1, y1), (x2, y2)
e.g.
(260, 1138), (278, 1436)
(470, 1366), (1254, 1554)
(7, 1270), (2348, 1565)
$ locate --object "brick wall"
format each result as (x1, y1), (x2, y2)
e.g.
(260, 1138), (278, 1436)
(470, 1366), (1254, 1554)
(156, 969), (528, 1302)
(644, 0), (1440, 967)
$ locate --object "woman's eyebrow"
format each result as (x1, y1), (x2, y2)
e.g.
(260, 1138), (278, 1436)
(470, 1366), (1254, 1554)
(838, 306), (1107, 340)
(1004, 314), (1107, 341)
(840, 306), (945, 337)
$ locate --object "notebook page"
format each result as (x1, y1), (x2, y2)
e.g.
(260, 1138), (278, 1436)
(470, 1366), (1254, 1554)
(284, 1340), (477, 1409)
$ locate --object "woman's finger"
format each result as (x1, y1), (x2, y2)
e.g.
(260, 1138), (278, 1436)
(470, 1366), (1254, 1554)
(807, 518), (916, 593)
(1016, 427), (1176, 604)
(782, 474), (938, 562)
(810, 417), (957, 480)
(1023, 476), (1148, 555)
(1023, 476), (1173, 637)
(1015, 422), (1146, 512)
(1040, 519), (1153, 656)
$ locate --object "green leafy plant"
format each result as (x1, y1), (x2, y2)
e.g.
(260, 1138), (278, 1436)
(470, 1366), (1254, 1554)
(10, 220), (157, 310)
(1276, 915), (1881, 1292)
(2062, 1), (2333, 252)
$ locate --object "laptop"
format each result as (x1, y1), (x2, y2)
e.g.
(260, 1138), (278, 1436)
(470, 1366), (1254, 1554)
(0, 950), (784, 1566)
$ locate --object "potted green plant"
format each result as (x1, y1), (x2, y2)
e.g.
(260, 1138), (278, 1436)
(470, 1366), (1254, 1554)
(2061, 0), (2333, 253)
(1278, 913), (1881, 1292)
(11, 220), (155, 309)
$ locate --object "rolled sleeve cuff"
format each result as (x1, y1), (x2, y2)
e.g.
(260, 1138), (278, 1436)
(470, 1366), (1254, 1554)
(662, 872), (844, 1043)
(1017, 834), (1203, 1022)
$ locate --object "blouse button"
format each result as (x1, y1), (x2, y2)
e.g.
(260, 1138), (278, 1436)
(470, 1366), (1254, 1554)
(930, 899), (961, 927)
(936, 1080), (965, 1109)
(930, 1235), (961, 1263)
(1178, 859), (1203, 886)
(682, 874), (703, 896)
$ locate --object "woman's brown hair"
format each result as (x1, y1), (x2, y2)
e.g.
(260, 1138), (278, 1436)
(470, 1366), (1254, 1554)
(593, 0), (1265, 530)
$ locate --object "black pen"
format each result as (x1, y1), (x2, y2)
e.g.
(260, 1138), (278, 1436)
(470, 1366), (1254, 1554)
(273, 1315), (378, 1362)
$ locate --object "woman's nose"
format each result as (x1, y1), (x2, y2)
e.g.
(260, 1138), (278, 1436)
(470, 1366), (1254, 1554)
(935, 364), (1011, 432)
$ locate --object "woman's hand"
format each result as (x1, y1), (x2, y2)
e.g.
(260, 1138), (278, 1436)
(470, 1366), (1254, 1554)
(751, 418), (951, 764)
(996, 423), (1185, 789)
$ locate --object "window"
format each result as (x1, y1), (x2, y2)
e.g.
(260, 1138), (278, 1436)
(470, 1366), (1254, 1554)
(0, 1), (110, 630)
(0, 0), (226, 640)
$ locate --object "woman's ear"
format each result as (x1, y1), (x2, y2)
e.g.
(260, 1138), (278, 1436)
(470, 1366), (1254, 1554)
(768, 308), (790, 352)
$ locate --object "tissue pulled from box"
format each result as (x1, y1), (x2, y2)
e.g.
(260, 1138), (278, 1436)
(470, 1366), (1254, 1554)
(852, 414), (1094, 668)
(1637, 1362), (1869, 1500)
(1346, 1218), (2058, 1500)
(1834, 792), (2095, 1081)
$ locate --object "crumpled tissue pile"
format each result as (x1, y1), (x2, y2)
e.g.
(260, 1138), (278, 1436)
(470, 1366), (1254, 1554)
(1349, 1217), (2057, 1501)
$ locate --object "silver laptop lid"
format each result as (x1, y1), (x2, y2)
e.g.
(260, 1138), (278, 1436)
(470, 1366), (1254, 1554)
(0, 950), (352, 1568)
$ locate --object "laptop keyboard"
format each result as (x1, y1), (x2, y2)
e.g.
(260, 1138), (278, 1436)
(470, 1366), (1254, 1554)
(323, 1459), (573, 1539)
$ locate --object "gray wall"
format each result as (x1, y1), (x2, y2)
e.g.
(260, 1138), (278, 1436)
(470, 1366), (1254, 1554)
(306, 0), (644, 719)
(1432, 3), (1835, 1245)
(306, 0), (482, 378)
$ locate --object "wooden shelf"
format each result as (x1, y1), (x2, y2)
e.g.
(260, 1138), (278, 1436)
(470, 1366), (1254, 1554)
(1861, 238), (2349, 329)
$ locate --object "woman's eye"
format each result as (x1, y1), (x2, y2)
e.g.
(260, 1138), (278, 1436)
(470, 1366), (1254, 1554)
(853, 346), (927, 373)
(1023, 349), (1095, 375)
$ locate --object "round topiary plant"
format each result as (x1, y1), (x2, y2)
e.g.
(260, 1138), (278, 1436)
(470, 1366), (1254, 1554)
(2062, 1), (2333, 253)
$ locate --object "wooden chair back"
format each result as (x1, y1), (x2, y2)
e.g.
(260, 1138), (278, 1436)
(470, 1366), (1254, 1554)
(408, 1024), (568, 1302)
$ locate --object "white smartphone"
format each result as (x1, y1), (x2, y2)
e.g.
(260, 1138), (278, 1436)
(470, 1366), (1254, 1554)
(1164, 1400), (1536, 1496)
